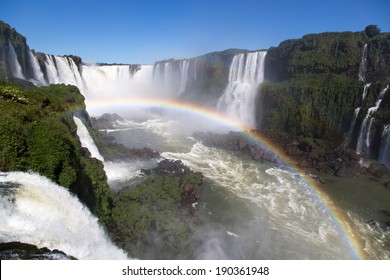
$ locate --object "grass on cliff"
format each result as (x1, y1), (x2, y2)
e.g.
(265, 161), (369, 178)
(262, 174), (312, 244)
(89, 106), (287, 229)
(109, 170), (203, 259)
(0, 82), (113, 223)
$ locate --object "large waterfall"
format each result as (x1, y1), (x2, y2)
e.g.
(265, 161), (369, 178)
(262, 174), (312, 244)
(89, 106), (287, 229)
(153, 59), (196, 97)
(217, 51), (267, 128)
(8, 47), (268, 128)
(0, 171), (128, 259)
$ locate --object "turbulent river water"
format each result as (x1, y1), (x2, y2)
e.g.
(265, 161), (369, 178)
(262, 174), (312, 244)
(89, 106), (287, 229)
(102, 111), (390, 260)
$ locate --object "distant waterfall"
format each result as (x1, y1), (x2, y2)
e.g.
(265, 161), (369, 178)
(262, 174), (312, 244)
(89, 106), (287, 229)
(0, 171), (128, 259)
(27, 50), (45, 85)
(178, 60), (190, 94)
(73, 116), (105, 162)
(217, 51), (267, 128)
(358, 44), (368, 83)
(7, 41), (24, 79)
(356, 85), (389, 156)
(346, 84), (371, 147)
(379, 125), (390, 169)
(153, 59), (195, 96)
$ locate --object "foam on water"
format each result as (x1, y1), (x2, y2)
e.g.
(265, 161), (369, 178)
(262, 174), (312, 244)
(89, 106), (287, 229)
(0, 172), (129, 260)
(162, 142), (357, 259)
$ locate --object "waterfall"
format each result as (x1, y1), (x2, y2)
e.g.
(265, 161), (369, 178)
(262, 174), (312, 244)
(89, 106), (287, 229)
(178, 60), (190, 94)
(362, 83), (371, 102)
(346, 84), (371, 147)
(379, 125), (390, 169)
(81, 64), (154, 104)
(50, 56), (84, 90)
(216, 51), (267, 128)
(73, 116), (105, 162)
(152, 59), (194, 97)
(27, 49), (45, 85)
(358, 44), (368, 83)
(356, 85), (389, 156)
(0, 171), (128, 259)
(44, 55), (59, 84)
(7, 41), (24, 79)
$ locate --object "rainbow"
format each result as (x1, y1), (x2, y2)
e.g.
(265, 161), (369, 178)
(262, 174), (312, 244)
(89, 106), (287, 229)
(85, 96), (368, 259)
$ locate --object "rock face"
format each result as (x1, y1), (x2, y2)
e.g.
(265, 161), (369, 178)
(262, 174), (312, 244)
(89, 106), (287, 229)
(89, 114), (160, 161)
(178, 49), (249, 106)
(91, 113), (124, 129)
(0, 20), (30, 79)
(258, 29), (390, 167)
(259, 32), (366, 141)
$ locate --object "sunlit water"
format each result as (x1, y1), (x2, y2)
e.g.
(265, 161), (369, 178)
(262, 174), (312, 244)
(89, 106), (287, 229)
(104, 114), (390, 259)
(0, 172), (128, 260)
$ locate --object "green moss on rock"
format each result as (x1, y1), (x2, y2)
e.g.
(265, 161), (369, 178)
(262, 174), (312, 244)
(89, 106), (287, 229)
(108, 160), (203, 259)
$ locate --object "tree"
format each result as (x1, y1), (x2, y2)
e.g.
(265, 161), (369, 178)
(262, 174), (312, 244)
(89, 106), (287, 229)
(365, 25), (381, 38)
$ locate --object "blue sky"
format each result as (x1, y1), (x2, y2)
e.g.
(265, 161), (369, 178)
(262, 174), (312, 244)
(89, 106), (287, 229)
(1, 0), (389, 64)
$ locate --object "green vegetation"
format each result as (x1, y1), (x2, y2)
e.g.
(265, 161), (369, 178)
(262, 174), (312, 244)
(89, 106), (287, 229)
(259, 75), (362, 140)
(108, 161), (203, 259)
(0, 82), (113, 223)
(259, 28), (390, 145)
(365, 25), (381, 38)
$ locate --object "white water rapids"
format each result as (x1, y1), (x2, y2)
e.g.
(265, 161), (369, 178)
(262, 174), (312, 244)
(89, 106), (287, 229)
(103, 116), (364, 259)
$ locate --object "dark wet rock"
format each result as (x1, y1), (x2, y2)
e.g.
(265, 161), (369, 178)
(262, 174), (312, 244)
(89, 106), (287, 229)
(0, 242), (75, 260)
(297, 141), (312, 152)
(153, 159), (191, 176)
(367, 163), (386, 178)
(316, 162), (335, 174)
(380, 210), (390, 218)
(309, 174), (326, 184)
(335, 166), (357, 178)
(97, 132), (160, 161)
(366, 219), (380, 228)
(91, 113), (124, 129)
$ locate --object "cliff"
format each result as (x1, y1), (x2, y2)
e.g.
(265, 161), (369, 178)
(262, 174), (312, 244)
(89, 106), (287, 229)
(258, 28), (390, 151)
(0, 20), (30, 79)
(0, 81), (113, 224)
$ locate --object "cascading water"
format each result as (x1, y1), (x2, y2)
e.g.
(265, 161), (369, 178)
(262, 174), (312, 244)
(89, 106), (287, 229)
(73, 116), (105, 162)
(7, 41), (24, 79)
(152, 59), (195, 97)
(27, 49), (45, 85)
(54, 56), (83, 87)
(178, 60), (190, 94)
(44, 55), (60, 84)
(216, 51), (267, 128)
(358, 44), (368, 83)
(81, 64), (156, 114)
(72, 116), (156, 190)
(356, 85), (389, 156)
(379, 125), (390, 169)
(0, 171), (128, 259)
